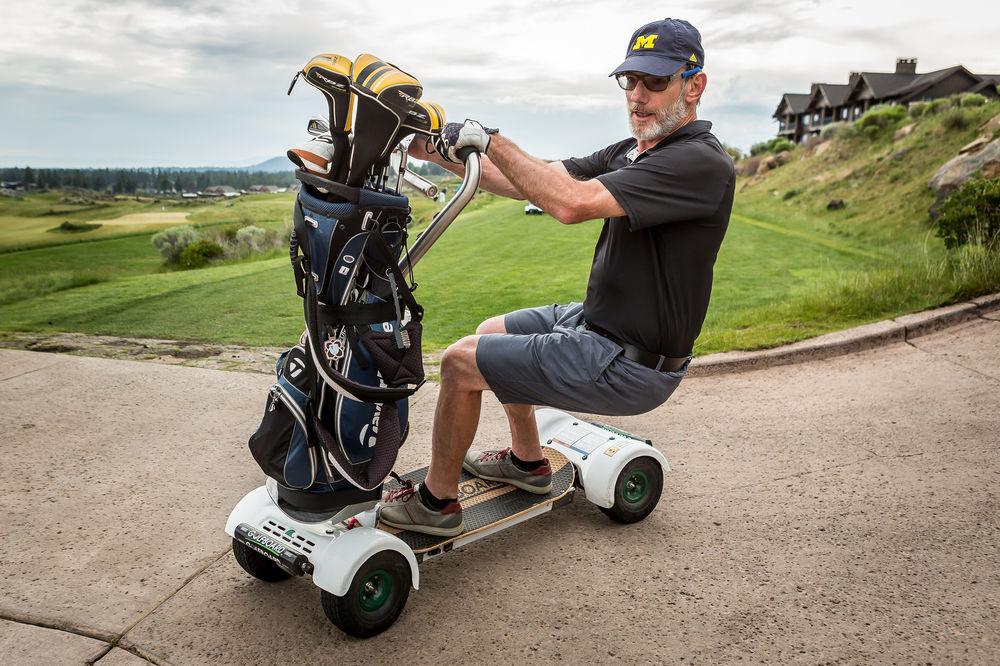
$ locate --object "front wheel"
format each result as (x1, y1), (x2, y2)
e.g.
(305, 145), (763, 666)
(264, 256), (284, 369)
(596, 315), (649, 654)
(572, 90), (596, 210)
(599, 456), (663, 524)
(321, 550), (411, 638)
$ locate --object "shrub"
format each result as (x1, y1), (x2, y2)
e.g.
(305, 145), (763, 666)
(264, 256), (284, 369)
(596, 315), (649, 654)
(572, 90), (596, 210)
(722, 143), (744, 162)
(908, 102), (928, 118)
(769, 137), (795, 153)
(782, 188), (802, 200)
(151, 225), (199, 263)
(934, 177), (1000, 249)
(234, 225), (267, 254)
(177, 238), (225, 268)
(749, 141), (770, 156)
(926, 98), (951, 114)
(958, 92), (986, 107)
(855, 104), (907, 139)
(940, 108), (971, 131)
(219, 224), (242, 242)
(820, 122), (853, 140)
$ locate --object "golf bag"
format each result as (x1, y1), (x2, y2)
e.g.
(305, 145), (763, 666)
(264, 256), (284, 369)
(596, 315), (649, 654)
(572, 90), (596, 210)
(248, 174), (424, 510)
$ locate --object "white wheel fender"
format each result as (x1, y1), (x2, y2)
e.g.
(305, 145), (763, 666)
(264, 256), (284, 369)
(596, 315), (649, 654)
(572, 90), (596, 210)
(224, 485), (274, 538)
(580, 443), (670, 509)
(310, 527), (419, 597)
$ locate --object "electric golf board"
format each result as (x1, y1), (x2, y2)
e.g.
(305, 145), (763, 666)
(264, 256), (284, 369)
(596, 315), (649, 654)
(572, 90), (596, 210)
(380, 446), (576, 560)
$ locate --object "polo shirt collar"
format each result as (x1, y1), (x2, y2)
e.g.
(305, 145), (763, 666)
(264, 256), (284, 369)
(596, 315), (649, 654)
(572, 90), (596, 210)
(627, 119), (713, 162)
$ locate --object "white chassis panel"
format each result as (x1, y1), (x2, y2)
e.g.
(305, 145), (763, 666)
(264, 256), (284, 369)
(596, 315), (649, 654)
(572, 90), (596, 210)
(225, 486), (419, 596)
(534, 407), (669, 508)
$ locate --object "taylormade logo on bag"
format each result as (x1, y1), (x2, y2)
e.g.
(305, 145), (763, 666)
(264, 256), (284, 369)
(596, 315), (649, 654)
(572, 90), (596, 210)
(396, 90), (417, 104)
(312, 72), (347, 91)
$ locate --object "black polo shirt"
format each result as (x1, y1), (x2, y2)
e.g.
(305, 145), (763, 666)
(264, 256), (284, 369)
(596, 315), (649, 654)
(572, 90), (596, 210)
(562, 119), (734, 358)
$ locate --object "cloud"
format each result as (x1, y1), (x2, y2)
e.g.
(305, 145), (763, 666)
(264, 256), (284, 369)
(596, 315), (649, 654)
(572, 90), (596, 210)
(1, 0), (998, 166)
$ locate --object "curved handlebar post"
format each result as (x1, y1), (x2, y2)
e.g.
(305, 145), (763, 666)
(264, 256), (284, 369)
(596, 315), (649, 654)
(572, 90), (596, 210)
(400, 151), (482, 275)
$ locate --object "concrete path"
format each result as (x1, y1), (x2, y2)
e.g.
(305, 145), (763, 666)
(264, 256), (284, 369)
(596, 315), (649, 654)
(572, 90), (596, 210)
(1, 319), (997, 664)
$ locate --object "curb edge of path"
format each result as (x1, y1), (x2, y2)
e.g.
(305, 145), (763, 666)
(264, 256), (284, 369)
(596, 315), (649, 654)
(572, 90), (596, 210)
(687, 292), (1000, 376)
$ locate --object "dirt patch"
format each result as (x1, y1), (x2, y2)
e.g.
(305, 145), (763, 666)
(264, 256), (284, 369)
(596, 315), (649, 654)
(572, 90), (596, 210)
(0, 331), (443, 377)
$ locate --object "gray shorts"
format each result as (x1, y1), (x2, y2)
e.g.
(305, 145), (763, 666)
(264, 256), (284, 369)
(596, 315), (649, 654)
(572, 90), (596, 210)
(475, 302), (689, 416)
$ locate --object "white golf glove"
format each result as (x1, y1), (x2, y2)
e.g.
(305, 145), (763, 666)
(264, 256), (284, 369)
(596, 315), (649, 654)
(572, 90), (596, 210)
(438, 120), (498, 163)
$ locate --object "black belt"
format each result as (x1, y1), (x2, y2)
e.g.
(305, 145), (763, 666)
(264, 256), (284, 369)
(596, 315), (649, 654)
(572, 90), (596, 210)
(584, 322), (688, 373)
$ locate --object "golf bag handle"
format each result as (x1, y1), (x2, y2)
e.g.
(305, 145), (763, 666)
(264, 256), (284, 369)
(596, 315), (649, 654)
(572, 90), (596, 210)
(401, 150), (481, 274)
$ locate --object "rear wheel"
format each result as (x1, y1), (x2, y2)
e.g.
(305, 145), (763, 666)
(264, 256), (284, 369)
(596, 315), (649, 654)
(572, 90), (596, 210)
(600, 456), (663, 524)
(321, 550), (411, 638)
(232, 538), (292, 582)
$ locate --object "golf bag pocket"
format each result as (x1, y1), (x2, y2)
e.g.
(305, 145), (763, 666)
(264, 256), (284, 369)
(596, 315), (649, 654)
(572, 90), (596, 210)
(359, 322), (425, 387)
(248, 346), (319, 489)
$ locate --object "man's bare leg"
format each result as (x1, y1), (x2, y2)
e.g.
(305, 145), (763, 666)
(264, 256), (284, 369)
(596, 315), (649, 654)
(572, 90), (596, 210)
(476, 315), (544, 463)
(422, 335), (491, 499)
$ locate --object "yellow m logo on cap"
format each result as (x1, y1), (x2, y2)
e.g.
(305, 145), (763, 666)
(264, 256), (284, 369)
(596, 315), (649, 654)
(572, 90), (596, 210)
(632, 34), (658, 50)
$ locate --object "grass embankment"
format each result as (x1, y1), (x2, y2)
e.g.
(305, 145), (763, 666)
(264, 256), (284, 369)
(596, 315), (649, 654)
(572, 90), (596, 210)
(1, 103), (997, 354)
(707, 100), (1000, 351)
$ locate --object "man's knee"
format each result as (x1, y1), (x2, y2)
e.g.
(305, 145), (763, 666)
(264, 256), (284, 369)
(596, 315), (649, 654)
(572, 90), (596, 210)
(440, 336), (483, 388)
(475, 314), (507, 335)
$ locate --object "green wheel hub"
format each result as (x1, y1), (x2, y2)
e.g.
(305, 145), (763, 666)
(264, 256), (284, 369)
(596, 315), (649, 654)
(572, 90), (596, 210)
(359, 569), (393, 612)
(622, 469), (649, 504)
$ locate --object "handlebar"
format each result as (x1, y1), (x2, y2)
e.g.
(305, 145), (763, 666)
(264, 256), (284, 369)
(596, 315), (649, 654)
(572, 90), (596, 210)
(400, 150), (481, 274)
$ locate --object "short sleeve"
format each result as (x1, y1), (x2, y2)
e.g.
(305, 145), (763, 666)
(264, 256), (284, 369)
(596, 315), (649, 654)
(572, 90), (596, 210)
(595, 143), (734, 231)
(562, 145), (615, 179)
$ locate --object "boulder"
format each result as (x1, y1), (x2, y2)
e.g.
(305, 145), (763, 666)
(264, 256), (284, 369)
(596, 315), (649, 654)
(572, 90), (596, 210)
(827, 199), (846, 210)
(814, 140), (834, 157)
(959, 136), (990, 154)
(774, 150), (792, 165)
(980, 111), (1000, 136)
(893, 123), (917, 141)
(757, 155), (778, 173)
(891, 148), (910, 161)
(929, 138), (1000, 197)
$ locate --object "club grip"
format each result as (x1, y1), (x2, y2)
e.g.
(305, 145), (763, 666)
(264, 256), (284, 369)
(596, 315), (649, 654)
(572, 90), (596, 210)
(456, 146), (479, 162)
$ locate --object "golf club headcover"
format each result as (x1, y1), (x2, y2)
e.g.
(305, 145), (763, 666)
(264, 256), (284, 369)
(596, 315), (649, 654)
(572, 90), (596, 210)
(346, 53), (422, 187)
(301, 54), (355, 134)
(287, 136), (337, 176)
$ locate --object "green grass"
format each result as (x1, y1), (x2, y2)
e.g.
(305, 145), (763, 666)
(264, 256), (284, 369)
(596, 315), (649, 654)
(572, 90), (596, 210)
(2, 102), (998, 354)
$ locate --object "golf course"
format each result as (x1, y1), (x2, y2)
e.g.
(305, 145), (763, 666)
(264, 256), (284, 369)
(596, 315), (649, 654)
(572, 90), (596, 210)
(2, 100), (998, 355)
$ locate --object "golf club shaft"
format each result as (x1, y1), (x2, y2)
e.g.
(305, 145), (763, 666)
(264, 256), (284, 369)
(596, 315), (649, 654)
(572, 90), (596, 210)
(402, 171), (437, 198)
(400, 152), (481, 274)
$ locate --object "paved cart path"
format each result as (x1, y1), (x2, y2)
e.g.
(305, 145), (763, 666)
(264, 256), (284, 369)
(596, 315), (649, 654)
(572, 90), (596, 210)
(0, 318), (998, 664)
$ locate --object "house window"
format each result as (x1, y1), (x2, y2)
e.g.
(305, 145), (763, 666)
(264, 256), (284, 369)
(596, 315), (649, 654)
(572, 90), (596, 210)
(803, 115), (809, 126)
(813, 113), (819, 123)
(854, 106), (861, 116)
(841, 108), (848, 119)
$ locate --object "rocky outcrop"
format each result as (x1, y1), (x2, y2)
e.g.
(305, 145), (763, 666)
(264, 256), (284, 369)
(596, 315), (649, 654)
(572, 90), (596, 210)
(929, 138), (1000, 198)
(893, 123), (917, 141)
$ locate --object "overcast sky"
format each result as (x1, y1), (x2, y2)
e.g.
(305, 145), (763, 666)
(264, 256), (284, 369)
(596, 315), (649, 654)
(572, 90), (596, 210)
(1, 0), (997, 168)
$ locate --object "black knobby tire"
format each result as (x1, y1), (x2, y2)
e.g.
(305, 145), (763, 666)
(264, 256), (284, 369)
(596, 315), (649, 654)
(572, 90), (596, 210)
(232, 538), (292, 582)
(321, 550), (411, 638)
(600, 456), (663, 524)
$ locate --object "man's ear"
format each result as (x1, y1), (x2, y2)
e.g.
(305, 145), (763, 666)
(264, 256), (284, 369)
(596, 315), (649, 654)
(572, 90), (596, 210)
(685, 72), (707, 105)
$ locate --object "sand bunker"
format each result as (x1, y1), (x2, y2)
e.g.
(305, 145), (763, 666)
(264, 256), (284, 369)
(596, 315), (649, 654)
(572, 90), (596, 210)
(95, 211), (190, 226)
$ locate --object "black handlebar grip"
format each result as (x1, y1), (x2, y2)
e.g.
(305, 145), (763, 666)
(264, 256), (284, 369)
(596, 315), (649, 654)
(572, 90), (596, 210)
(456, 146), (479, 162)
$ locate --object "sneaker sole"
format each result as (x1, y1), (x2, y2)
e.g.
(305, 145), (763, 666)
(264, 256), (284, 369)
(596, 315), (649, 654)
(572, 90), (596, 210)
(462, 463), (553, 495)
(379, 516), (465, 537)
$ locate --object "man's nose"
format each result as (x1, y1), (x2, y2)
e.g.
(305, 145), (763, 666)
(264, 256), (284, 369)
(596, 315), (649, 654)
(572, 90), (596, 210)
(627, 83), (648, 103)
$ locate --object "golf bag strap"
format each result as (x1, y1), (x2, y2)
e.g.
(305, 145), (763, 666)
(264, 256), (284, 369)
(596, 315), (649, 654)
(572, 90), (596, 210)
(368, 225), (424, 322)
(312, 402), (402, 491)
(295, 169), (360, 204)
(303, 272), (419, 403)
(319, 300), (397, 326)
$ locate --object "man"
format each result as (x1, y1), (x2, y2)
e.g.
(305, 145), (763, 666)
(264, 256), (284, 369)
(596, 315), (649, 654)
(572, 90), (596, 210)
(379, 18), (735, 536)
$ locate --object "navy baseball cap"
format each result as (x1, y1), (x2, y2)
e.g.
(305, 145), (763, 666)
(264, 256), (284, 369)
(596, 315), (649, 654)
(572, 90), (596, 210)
(610, 18), (704, 78)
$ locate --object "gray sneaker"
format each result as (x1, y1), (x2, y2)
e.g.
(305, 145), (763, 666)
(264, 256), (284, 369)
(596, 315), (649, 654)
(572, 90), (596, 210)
(463, 448), (553, 494)
(378, 482), (464, 537)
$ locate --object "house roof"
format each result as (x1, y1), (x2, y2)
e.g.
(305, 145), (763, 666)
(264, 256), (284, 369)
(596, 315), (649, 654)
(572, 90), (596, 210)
(807, 83), (851, 110)
(773, 93), (811, 118)
(888, 65), (975, 101)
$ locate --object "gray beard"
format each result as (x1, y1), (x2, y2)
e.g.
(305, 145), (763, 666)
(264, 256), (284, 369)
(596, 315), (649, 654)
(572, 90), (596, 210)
(628, 94), (690, 141)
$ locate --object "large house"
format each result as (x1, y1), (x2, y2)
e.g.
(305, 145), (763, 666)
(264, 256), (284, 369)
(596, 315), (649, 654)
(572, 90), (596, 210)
(774, 59), (999, 143)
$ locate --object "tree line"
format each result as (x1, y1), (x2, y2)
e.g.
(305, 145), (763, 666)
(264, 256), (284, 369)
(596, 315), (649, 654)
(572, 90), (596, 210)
(1, 167), (297, 194)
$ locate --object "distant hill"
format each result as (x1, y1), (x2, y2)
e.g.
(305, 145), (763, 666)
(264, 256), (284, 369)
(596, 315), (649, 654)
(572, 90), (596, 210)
(239, 156), (292, 173)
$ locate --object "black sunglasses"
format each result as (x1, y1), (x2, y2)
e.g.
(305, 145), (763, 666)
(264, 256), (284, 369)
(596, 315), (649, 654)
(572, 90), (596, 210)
(615, 68), (699, 92)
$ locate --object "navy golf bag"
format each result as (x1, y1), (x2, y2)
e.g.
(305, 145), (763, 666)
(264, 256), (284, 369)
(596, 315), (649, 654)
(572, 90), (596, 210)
(248, 172), (424, 515)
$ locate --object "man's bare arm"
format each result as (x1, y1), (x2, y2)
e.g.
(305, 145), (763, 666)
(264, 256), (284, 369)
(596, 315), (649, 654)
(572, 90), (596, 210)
(485, 134), (625, 224)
